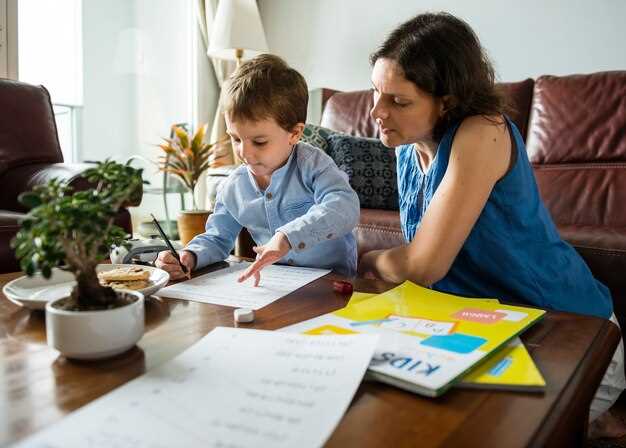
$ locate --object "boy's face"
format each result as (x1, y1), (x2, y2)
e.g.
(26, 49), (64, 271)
(226, 116), (304, 179)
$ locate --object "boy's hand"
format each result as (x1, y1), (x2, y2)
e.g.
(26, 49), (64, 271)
(237, 232), (291, 286)
(156, 250), (195, 280)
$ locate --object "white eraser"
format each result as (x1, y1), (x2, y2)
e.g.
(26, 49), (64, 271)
(234, 308), (255, 323)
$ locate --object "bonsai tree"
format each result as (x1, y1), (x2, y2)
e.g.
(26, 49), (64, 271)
(157, 123), (222, 211)
(11, 160), (145, 311)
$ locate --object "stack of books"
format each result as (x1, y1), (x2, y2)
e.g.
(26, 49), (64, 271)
(283, 281), (546, 397)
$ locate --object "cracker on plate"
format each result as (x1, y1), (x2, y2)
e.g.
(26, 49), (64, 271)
(98, 266), (150, 282)
(101, 279), (152, 291)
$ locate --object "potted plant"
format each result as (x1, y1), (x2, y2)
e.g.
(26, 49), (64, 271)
(11, 160), (147, 360)
(157, 123), (221, 245)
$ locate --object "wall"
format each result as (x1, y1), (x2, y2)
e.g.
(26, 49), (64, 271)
(258, 0), (626, 91)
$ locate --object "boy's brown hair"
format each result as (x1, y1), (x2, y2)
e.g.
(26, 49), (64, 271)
(224, 54), (308, 131)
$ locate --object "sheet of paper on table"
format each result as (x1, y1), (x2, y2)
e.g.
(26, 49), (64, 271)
(14, 327), (378, 448)
(156, 262), (331, 309)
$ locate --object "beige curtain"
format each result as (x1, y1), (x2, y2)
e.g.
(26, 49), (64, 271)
(195, 0), (240, 167)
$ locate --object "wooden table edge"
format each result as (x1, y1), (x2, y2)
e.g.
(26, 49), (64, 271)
(528, 317), (621, 446)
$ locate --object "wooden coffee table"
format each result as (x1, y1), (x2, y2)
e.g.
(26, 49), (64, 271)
(0, 265), (619, 447)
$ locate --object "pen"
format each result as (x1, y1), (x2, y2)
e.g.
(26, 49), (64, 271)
(150, 214), (189, 276)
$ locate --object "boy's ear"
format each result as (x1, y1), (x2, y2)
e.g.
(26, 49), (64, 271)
(288, 123), (306, 145)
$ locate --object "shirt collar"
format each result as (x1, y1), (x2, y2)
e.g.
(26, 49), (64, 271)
(246, 144), (298, 194)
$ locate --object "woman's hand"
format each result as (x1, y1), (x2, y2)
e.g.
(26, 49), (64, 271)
(357, 250), (382, 279)
(156, 250), (195, 280)
(237, 232), (292, 286)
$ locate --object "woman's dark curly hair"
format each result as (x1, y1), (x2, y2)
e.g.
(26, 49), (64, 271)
(370, 12), (508, 141)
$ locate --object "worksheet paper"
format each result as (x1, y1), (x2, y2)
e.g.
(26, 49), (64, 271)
(156, 262), (331, 309)
(14, 328), (378, 448)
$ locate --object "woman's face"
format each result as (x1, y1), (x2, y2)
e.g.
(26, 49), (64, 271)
(370, 58), (443, 148)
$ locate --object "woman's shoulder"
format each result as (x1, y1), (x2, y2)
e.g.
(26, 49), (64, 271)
(449, 114), (511, 178)
(457, 114), (507, 139)
(452, 114), (510, 150)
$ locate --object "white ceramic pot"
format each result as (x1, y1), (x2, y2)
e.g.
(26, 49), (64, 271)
(45, 291), (145, 360)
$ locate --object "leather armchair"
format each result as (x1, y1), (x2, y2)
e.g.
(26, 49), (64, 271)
(0, 79), (133, 273)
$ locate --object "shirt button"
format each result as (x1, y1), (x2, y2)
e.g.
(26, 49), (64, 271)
(298, 242), (306, 250)
(266, 192), (273, 200)
(326, 233), (333, 239)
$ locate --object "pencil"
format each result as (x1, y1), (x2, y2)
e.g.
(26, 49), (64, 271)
(150, 214), (190, 278)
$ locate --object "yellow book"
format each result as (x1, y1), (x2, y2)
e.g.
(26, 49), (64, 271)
(347, 292), (546, 392)
(460, 337), (545, 391)
(347, 291), (377, 305)
(283, 281), (545, 397)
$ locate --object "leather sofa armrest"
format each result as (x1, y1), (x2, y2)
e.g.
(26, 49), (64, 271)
(356, 209), (404, 259)
(0, 162), (92, 212)
(0, 162), (143, 212)
(0, 162), (135, 235)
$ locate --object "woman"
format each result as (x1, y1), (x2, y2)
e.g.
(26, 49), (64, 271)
(358, 12), (625, 439)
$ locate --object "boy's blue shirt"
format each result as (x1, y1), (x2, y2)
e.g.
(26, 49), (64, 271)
(185, 142), (359, 276)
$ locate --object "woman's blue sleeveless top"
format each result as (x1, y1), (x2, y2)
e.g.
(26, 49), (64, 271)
(396, 117), (612, 318)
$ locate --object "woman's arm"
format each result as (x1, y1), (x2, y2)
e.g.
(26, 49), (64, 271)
(359, 116), (512, 285)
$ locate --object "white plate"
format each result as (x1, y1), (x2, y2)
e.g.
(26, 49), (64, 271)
(2, 264), (170, 310)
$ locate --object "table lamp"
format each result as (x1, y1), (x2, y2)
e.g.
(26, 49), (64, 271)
(207, 0), (269, 67)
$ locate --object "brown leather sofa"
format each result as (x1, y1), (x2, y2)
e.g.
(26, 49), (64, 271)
(0, 79), (133, 273)
(320, 70), (626, 326)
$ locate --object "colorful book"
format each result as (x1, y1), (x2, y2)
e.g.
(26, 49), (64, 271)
(283, 281), (545, 397)
(347, 292), (546, 392)
(459, 337), (545, 391)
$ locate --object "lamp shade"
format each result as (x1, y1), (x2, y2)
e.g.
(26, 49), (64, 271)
(207, 0), (269, 61)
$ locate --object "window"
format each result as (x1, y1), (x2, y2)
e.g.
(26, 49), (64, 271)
(53, 105), (79, 163)
(0, 0), (6, 77)
(15, 0), (195, 230)
(0, 0), (18, 79)
(18, 0), (82, 162)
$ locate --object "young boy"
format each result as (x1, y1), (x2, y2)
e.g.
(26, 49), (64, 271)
(156, 54), (359, 284)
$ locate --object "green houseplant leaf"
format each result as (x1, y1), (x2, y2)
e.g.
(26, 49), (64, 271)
(11, 159), (145, 310)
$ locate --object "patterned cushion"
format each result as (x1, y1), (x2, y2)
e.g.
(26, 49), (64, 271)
(301, 123), (334, 152)
(326, 134), (398, 210)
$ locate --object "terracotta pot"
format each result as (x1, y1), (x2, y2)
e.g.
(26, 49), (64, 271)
(177, 210), (210, 245)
